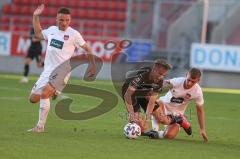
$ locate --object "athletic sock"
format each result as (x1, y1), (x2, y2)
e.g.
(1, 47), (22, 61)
(151, 115), (159, 131)
(158, 130), (165, 139)
(37, 98), (50, 128)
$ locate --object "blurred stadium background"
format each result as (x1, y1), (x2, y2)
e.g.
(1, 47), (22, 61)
(0, 1), (240, 159)
(0, 0), (240, 88)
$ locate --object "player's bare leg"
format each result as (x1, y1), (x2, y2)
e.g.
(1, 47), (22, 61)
(163, 124), (180, 139)
(28, 83), (55, 133)
(152, 103), (172, 125)
(133, 112), (145, 132)
(145, 101), (190, 138)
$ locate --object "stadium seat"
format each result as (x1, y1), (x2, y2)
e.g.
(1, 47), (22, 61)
(88, 1), (98, 9)
(11, 5), (21, 15)
(119, 2), (127, 10)
(21, 6), (32, 15)
(108, 2), (118, 10)
(0, 17), (10, 23)
(79, 10), (88, 19)
(22, 25), (30, 32)
(97, 11), (108, 20)
(1, 0), (128, 38)
(71, 9), (78, 18)
(13, 0), (22, 5)
(87, 10), (98, 19)
(12, 25), (20, 31)
(2, 4), (11, 14)
(118, 12), (126, 21)
(0, 25), (10, 31)
(98, 1), (108, 9)
(79, 1), (88, 8)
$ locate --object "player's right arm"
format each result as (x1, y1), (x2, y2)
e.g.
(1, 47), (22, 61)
(196, 104), (208, 143)
(33, 4), (45, 39)
(124, 86), (136, 122)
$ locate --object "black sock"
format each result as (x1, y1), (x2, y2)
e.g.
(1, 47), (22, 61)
(23, 64), (29, 77)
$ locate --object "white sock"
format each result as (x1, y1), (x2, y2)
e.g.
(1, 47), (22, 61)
(151, 115), (159, 131)
(158, 130), (165, 139)
(37, 98), (50, 128)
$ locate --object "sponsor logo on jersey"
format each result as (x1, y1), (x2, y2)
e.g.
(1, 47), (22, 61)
(50, 39), (64, 49)
(170, 97), (184, 104)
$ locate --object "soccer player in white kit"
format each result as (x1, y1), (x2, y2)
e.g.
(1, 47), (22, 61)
(28, 4), (96, 132)
(148, 68), (208, 142)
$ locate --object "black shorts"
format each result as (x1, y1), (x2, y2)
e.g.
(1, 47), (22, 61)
(132, 97), (159, 113)
(123, 96), (159, 113)
(26, 47), (42, 62)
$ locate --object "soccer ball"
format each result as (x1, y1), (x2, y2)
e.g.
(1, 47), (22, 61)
(123, 123), (141, 139)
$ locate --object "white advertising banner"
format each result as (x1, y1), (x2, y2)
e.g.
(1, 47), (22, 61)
(191, 43), (240, 72)
(0, 31), (11, 56)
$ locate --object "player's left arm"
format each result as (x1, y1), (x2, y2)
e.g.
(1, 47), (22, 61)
(81, 43), (96, 77)
(143, 92), (159, 131)
(196, 104), (208, 143)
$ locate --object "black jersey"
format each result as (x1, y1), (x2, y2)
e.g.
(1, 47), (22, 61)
(122, 67), (163, 98)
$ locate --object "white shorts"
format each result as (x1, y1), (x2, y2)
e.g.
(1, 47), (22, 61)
(31, 73), (71, 95)
(31, 75), (49, 94)
(162, 103), (185, 116)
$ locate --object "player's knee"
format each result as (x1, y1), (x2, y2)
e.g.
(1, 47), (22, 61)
(29, 95), (39, 103)
(41, 91), (50, 99)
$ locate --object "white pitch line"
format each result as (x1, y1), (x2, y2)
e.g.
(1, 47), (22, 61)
(0, 86), (24, 92)
(203, 88), (240, 94)
(190, 114), (240, 122)
(0, 97), (25, 101)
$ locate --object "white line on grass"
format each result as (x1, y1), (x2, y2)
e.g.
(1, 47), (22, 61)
(190, 115), (240, 122)
(0, 86), (24, 92)
(0, 97), (24, 101)
(203, 88), (240, 94)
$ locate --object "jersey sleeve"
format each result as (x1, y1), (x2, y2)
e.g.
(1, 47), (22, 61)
(74, 31), (86, 48)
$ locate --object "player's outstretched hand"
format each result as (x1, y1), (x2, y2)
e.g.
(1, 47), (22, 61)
(200, 129), (208, 143)
(33, 4), (45, 16)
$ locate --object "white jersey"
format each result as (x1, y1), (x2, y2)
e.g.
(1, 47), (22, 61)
(41, 26), (86, 78)
(159, 77), (204, 115)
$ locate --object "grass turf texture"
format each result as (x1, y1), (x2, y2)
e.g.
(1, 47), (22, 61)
(0, 74), (239, 159)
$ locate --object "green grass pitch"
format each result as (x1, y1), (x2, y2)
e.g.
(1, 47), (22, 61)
(0, 74), (239, 159)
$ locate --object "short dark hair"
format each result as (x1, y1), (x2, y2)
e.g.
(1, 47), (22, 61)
(153, 59), (172, 70)
(58, 7), (71, 14)
(189, 68), (201, 79)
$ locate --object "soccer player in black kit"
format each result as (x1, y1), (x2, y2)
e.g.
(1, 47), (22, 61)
(122, 59), (172, 132)
(20, 27), (43, 83)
